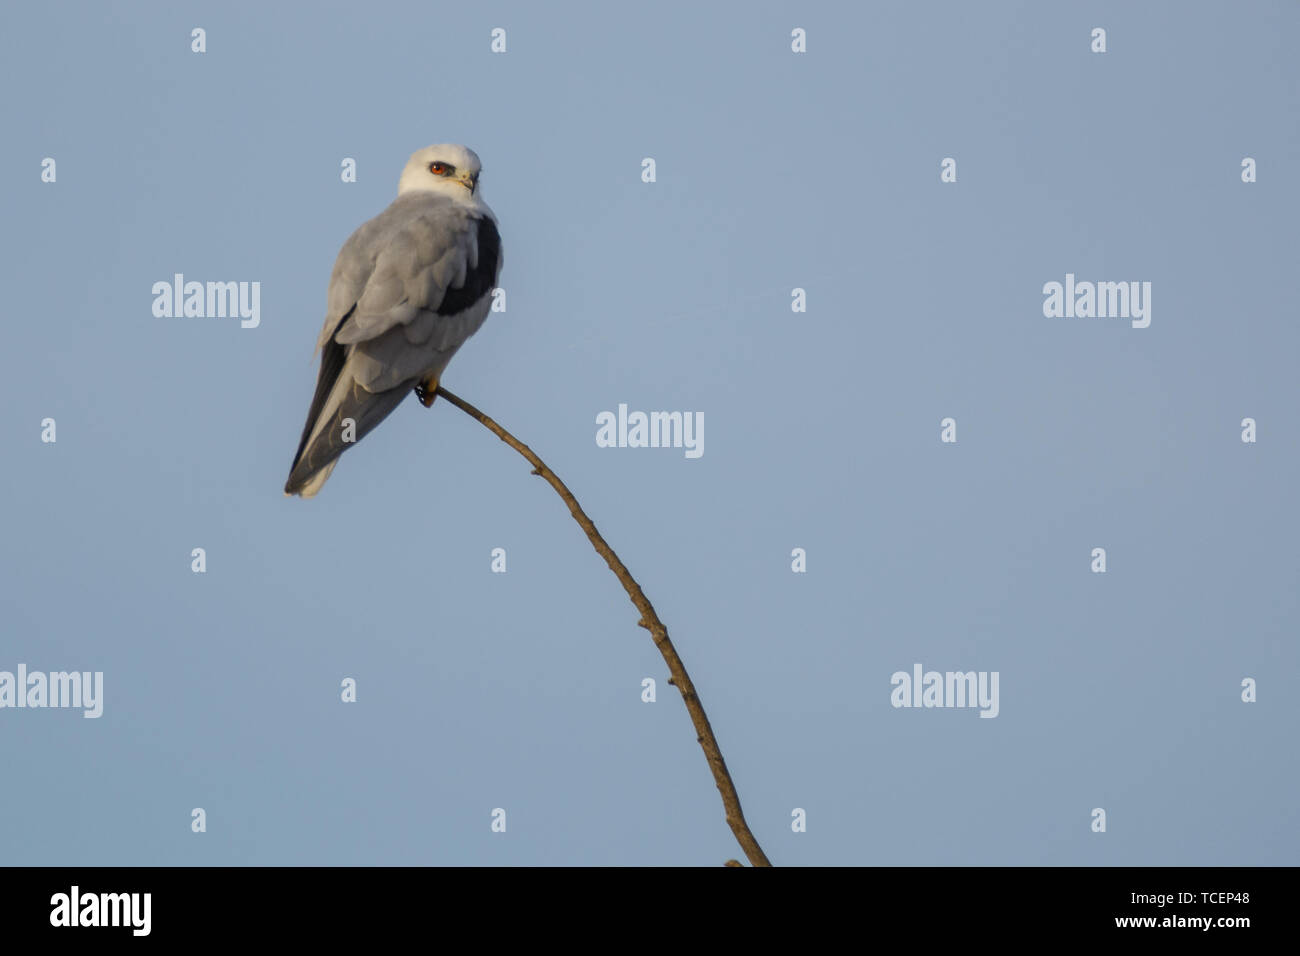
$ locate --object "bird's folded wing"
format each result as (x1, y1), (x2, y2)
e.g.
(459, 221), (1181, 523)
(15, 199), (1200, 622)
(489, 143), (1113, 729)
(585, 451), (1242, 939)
(315, 194), (480, 353)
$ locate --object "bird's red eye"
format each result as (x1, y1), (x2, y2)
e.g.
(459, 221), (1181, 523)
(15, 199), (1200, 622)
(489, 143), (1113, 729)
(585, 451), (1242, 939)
(429, 162), (446, 174)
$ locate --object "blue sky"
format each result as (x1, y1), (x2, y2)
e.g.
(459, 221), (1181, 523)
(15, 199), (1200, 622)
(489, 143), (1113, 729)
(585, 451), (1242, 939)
(1, 1), (1296, 865)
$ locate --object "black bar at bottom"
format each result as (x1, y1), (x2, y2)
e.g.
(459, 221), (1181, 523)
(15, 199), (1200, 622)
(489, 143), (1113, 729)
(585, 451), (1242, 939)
(0, 865), (1280, 941)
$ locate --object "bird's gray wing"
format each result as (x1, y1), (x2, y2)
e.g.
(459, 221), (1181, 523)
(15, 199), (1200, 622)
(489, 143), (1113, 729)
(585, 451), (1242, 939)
(285, 194), (502, 497)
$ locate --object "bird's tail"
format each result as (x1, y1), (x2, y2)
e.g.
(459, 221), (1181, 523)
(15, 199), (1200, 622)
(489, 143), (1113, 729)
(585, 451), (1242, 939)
(284, 375), (411, 497)
(289, 459), (338, 499)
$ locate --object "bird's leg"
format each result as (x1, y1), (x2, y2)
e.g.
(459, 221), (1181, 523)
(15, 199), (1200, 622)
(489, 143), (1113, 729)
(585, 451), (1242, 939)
(415, 375), (439, 408)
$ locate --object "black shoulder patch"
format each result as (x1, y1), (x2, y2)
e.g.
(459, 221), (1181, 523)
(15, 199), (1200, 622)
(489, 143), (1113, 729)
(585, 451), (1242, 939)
(436, 216), (501, 316)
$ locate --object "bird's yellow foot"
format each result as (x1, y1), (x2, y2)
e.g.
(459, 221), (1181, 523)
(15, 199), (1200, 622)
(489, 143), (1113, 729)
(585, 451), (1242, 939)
(415, 375), (439, 408)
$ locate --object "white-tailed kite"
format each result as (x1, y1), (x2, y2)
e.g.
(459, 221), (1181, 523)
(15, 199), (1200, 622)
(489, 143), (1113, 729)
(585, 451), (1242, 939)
(285, 144), (503, 497)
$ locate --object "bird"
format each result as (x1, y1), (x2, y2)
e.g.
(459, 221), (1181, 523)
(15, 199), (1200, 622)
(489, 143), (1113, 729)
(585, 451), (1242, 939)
(284, 144), (503, 497)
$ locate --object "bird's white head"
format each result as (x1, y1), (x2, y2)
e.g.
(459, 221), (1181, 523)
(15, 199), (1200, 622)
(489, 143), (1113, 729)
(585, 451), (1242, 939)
(397, 144), (484, 201)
